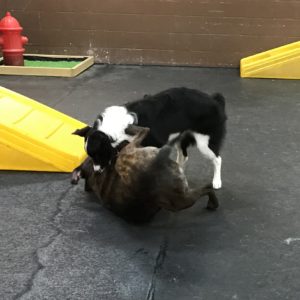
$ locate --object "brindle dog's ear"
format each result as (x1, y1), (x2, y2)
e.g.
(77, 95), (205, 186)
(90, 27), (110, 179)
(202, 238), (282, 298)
(72, 126), (91, 137)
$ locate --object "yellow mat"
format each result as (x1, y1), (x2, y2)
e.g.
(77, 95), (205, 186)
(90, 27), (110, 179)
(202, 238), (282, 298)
(240, 41), (300, 79)
(0, 86), (87, 172)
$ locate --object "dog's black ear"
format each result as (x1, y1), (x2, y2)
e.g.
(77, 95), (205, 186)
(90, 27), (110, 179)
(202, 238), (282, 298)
(93, 115), (103, 129)
(72, 126), (91, 137)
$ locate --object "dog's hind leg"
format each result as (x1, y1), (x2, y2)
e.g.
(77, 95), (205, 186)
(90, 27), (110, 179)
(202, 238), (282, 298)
(159, 193), (196, 212)
(161, 185), (218, 212)
(186, 186), (219, 210)
(193, 133), (222, 189)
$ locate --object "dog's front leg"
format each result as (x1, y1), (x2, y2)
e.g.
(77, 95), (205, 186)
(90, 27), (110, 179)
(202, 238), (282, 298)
(125, 125), (150, 147)
(71, 166), (82, 185)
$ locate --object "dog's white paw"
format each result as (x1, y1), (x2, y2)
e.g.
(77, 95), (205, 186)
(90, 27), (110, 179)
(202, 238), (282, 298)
(212, 178), (222, 189)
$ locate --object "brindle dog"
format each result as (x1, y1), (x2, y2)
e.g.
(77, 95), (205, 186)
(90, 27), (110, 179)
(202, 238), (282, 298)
(71, 125), (218, 223)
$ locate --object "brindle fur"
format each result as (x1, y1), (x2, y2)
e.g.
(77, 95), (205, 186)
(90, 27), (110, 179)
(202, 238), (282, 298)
(71, 125), (218, 223)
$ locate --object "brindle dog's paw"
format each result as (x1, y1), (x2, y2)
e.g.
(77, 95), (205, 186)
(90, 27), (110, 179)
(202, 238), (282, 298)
(206, 199), (219, 210)
(206, 187), (219, 210)
(71, 178), (79, 185)
(71, 171), (81, 185)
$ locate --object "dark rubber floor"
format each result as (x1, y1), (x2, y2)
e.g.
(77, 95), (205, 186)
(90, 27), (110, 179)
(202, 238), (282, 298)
(1, 65), (299, 300)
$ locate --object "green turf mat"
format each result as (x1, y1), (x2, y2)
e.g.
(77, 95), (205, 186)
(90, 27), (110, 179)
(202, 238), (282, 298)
(24, 60), (80, 68)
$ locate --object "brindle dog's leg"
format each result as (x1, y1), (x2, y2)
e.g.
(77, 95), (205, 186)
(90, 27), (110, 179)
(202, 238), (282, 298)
(161, 185), (219, 212)
(71, 158), (93, 192)
(71, 166), (82, 185)
(125, 125), (150, 147)
(203, 184), (219, 210)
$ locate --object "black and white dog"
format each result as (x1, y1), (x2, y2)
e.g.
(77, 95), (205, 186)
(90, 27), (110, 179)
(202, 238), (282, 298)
(84, 87), (227, 189)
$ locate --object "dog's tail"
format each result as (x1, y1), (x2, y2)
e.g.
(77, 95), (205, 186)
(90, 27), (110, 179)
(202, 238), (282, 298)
(167, 131), (196, 157)
(167, 132), (194, 147)
(212, 93), (226, 110)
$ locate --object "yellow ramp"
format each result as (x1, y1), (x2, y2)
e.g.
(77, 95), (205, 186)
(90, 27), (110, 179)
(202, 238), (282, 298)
(0, 86), (87, 172)
(240, 41), (300, 79)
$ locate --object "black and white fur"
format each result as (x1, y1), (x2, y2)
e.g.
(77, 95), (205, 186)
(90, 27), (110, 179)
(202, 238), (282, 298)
(89, 87), (227, 189)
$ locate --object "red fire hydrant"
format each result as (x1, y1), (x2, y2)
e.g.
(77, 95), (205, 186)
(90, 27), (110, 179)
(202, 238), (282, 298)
(0, 12), (28, 66)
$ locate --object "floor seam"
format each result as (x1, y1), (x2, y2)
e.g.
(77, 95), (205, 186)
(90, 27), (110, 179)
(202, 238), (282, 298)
(146, 237), (168, 300)
(13, 186), (73, 300)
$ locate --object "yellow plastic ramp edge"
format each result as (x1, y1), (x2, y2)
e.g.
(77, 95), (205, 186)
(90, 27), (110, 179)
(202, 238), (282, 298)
(0, 86), (87, 172)
(240, 41), (300, 79)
